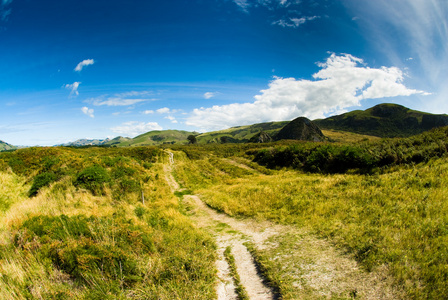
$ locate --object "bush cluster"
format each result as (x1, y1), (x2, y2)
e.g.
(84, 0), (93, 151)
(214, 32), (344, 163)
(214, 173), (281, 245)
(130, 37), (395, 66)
(74, 166), (110, 195)
(251, 126), (448, 173)
(29, 172), (58, 197)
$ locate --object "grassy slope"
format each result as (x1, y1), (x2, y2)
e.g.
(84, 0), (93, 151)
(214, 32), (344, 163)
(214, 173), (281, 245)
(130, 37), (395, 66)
(171, 128), (448, 299)
(115, 130), (196, 147)
(0, 140), (17, 151)
(314, 103), (446, 138)
(196, 121), (289, 144)
(0, 147), (216, 299)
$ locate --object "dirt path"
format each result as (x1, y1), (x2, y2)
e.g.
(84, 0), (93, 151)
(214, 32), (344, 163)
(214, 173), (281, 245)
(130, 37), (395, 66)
(164, 152), (275, 299)
(185, 195), (275, 300)
(164, 151), (401, 300)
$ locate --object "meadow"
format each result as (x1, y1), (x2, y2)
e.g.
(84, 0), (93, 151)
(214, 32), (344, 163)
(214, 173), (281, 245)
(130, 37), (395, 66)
(172, 127), (448, 299)
(1, 126), (448, 299)
(0, 147), (216, 299)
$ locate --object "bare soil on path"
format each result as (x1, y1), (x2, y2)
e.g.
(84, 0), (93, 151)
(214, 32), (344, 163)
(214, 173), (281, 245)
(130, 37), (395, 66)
(164, 151), (402, 299)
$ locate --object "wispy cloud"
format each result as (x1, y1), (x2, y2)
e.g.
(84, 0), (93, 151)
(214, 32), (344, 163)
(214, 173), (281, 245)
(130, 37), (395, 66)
(344, 0), (448, 112)
(64, 82), (81, 97)
(74, 59), (95, 72)
(0, 121), (52, 135)
(186, 53), (427, 131)
(272, 16), (319, 28)
(81, 107), (94, 118)
(87, 91), (156, 106)
(0, 0), (12, 22)
(204, 92), (218, 99)
(111, 121), (162, 137)
(232, 0), (321, 29)
(233, 0), (251, 12)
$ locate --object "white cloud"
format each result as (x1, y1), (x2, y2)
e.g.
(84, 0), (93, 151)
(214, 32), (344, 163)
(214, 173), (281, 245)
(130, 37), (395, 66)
(111, 121), (162, 137)
(64, 82), (81, 97)
(156, 107), (170, 114)
(165, 115), (178, 124)
(74, 59), (95, 72)
(87, 91), (156, 106)
(143, 110), (154, 114)
(186, 53), (427, 131)
(81, 107), (94, 118)
(204, 92), (217, 99)
(272, 16), (319, 28)
(156, 107), (180, 114)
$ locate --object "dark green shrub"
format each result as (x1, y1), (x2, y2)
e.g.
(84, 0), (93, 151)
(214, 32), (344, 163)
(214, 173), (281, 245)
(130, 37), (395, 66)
(7, 156), (25, 174)
(304, 145), (375, 173)
(134, 206), (146, 219)
(29, 172), (57, 197)
(117, 179), (140, 194)
(112, 166), (136, 179)
(74, 166), (110, 195)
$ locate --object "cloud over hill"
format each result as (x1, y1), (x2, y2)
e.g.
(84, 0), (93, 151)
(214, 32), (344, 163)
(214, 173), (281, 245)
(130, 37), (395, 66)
(186, 53), (427, 131)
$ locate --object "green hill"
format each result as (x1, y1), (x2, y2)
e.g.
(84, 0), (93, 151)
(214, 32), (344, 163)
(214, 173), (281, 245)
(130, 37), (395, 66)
(117, 130), (197, 146)
(0, 140), (17, 151)
(314, 103), (448, 138)
(196, 121), (289, 144)
(102, 136), (133, 146)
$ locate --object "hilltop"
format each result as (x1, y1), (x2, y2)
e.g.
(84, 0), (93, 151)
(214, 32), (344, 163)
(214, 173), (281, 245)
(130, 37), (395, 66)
(314, 103), (448, 138)
(0, 140), (17, 151)
(114, 130), (198, 146)
(196, 121), (289, 144)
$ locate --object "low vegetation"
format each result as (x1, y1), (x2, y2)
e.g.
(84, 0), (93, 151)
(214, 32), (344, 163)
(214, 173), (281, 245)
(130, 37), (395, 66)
(2, 124), (448, 299)
(172, 127), (448, 299)
(0, 147), (216, 299)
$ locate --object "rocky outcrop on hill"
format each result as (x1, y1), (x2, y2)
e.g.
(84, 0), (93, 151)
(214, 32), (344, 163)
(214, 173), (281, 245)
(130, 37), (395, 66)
(249, 131), (273, 143)
(275, 117), (326, 142)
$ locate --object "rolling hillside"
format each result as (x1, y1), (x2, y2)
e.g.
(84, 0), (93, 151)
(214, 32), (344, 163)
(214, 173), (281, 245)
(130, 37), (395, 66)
(48, 103), (448, 148)
(0, 140), (16, 151)
(314, 103), (448, 138)
(117, 130), (197, 146)
(196, 121), (289, 144)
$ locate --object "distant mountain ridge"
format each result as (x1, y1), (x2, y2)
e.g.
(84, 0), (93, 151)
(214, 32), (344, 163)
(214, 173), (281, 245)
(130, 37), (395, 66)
(7, 103), (447, 148)
(61, 138), (112, 147)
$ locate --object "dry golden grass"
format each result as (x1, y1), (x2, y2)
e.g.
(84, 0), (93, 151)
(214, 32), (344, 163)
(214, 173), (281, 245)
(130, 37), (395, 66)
(0, 148), (217, 299)
(322, 129), (381, 143)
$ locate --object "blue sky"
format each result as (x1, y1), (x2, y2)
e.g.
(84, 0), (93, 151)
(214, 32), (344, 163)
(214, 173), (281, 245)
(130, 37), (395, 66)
(0, 0), (447, 146)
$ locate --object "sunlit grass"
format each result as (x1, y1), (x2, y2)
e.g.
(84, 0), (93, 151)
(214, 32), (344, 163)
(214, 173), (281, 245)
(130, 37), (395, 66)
(0, 147), (217, 299)
(173, 145), (448, 299)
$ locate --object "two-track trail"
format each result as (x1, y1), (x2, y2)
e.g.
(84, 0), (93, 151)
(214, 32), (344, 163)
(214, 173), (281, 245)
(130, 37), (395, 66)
(163, 151), (401, 300)
(164, 151), (275, 299)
